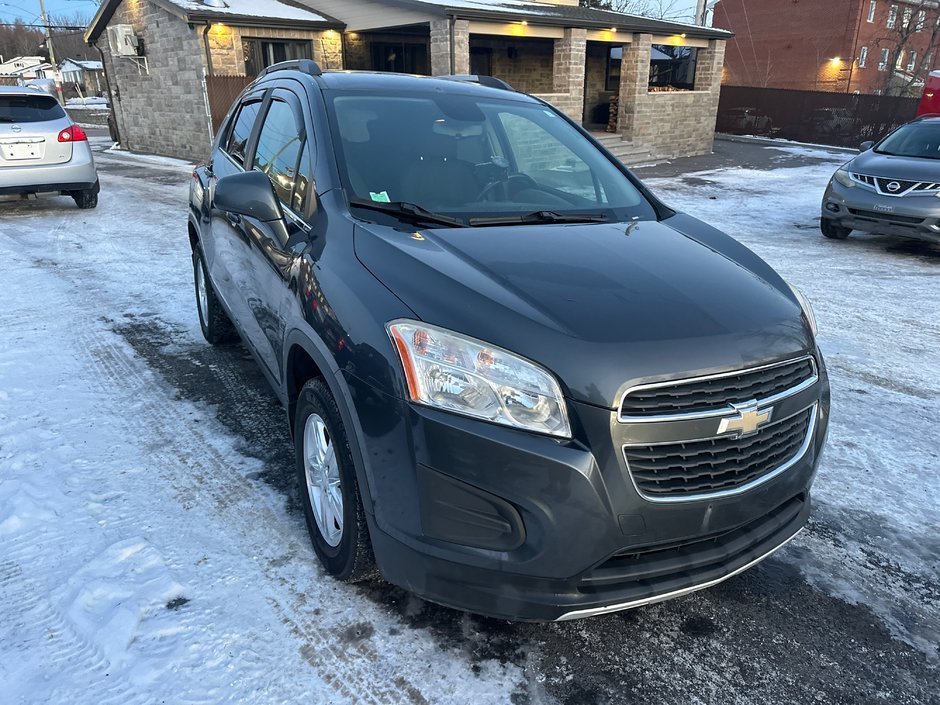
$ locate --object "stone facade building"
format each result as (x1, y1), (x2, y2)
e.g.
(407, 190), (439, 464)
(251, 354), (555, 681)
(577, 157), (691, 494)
(86, 0), (730, 161)
(85, 0), (342, 160)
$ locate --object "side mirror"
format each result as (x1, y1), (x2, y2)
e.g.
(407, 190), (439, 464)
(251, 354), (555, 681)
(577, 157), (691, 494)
(859, 141), (875, 152)
(215, 170), (284, 222)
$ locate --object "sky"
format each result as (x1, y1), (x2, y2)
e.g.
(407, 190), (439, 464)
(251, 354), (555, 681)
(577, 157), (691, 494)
(0, 0), (100, 25)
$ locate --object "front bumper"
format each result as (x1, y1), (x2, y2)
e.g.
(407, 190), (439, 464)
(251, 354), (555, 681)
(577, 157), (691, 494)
(348, 357), (830, 621)
(0, 141), (98, 195)
(822, 179), (940, 243)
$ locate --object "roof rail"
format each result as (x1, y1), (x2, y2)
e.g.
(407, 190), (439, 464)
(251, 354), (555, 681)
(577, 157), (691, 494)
(440, 74), (514, 91)
(912, 112), (940, 121)
(259, 59), (323, 78)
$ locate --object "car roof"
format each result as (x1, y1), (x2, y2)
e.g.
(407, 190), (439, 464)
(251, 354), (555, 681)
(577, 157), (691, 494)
(271, 69), (542, 104)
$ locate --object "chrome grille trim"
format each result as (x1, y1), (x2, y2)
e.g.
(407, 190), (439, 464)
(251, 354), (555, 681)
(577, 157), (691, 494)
(618, 355), (818, 423)
(623, 404), (818, 504)
(849, 172), (940, 197)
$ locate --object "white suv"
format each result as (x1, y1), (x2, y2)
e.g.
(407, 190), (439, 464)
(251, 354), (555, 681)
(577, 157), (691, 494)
(0, 86), (99, 208)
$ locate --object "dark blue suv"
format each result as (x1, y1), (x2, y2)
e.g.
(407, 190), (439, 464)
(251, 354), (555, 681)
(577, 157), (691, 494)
(188, 60), (830, 621)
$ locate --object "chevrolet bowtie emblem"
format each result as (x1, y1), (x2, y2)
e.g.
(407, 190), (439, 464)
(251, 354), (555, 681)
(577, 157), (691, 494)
(717, 401), (773, 438)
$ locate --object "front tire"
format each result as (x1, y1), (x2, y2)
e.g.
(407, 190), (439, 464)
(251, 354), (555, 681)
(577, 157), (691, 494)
(821, 218), (852, 240)
(192, 248), (237, 344)
(295, 378), (376, 582)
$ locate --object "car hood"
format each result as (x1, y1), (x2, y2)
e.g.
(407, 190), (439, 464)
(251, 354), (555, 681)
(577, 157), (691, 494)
(849, 150), (940, 182)
(354, 214), (812, 408)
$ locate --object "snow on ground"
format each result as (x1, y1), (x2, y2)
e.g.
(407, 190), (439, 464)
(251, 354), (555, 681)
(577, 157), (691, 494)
(0, 144), (526, 704)
(645, 157), (940, 657)
(0, 139), (937, 704)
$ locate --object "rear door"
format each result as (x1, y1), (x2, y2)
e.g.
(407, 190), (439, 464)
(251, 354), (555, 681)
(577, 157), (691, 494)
(205, 89), (275, 369)
(242, 86), (314, 378)
(0, 92), (72, 167)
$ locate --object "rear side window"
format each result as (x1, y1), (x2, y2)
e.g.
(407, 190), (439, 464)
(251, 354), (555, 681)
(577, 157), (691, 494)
(225, 99), (262, 166)
(0, 94), (66, 123)
(252, 99), (305, 208)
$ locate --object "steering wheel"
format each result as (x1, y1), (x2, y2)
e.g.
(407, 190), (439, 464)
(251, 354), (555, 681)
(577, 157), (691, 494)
(477, 173), (540, 201)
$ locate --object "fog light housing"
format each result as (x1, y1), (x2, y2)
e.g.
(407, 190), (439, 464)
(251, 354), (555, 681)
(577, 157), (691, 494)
(825, 202), (840, 213)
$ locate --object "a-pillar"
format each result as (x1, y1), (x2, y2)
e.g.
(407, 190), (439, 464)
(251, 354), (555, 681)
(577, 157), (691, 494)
(430, 19), (470, 76)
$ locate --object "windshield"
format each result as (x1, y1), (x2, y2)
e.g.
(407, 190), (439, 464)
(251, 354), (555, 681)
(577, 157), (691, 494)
(0, 94), (66, 123)
(325, 90), (657, 224)
(876, 122), (940, 160)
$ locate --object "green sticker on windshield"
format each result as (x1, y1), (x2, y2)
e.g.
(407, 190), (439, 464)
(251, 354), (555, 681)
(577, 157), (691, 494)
(370, 190), (391, 203)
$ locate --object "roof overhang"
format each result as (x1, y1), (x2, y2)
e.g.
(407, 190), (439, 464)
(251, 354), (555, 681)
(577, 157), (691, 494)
(86, 0), (345, 44)
(376, 0), (731, 41)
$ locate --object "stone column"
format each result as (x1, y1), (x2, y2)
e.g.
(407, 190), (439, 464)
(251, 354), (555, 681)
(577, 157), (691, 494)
(313, 30), (344, 70)
(343, 32), (370, 71)
(429, 18), (469, 76)
(551, 27), (587, 122)
(617, 34), (652, 141)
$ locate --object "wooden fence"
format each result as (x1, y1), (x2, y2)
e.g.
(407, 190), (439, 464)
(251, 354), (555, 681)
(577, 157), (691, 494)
(205, 75), (255, 134)
(717, 86), (921, 148)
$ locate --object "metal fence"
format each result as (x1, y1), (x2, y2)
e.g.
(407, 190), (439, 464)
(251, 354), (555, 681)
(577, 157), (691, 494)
(716, 86), (921, 148)
(206, 75), (255, 134)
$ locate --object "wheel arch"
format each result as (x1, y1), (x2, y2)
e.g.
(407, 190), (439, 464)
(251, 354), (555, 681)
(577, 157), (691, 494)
(284, 329), (378, 519)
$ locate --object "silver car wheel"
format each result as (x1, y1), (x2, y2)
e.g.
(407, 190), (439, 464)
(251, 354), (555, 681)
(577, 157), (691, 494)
(303, 413), (344, 547)
(195, 261), (209, 324)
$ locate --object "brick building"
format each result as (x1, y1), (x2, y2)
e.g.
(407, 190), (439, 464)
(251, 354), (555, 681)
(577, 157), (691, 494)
(86, 0), (731, 161)
(714, 0), (940, 95)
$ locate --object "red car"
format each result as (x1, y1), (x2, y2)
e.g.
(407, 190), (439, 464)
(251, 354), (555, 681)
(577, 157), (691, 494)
(918, 70), (940, 116)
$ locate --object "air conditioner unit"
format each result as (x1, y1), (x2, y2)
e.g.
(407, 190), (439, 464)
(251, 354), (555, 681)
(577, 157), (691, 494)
(107, 25), (139, 57)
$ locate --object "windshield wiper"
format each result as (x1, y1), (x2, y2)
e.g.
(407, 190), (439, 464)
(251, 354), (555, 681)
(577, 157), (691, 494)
(468, 211), (609, 227)
(349, 198), (464, 228)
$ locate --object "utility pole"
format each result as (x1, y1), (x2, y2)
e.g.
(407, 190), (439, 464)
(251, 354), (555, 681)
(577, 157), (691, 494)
(695, 0), (708, 25)
(38, 0), (55, 65)
(37, 0), (64, 104)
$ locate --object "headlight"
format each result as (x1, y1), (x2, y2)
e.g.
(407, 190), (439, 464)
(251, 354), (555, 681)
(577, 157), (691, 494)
(833, 168), (854, 188)
(387, 320), (571, 438)
(788, 284), (818, 337)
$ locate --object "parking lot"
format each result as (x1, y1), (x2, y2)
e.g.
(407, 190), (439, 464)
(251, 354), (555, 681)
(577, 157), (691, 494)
(1, 136), (937, 704)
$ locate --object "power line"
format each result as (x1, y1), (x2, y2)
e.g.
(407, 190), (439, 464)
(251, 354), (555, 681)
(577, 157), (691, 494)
(0, 22), (84, 29)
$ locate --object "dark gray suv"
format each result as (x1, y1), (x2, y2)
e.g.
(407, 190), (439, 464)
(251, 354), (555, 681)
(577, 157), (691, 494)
(188, 61), (830, 621)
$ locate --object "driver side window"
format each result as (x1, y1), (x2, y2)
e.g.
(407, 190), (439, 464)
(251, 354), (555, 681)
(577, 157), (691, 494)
(498, 112), (607, 203)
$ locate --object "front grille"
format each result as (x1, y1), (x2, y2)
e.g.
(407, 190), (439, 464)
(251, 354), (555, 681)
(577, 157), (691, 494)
(581, 494), (806, 588)
(849, 208), (925, 225)
(624, 407), (814, 499)
(875, 177), (917, 194)
(620, 357), (815, 418)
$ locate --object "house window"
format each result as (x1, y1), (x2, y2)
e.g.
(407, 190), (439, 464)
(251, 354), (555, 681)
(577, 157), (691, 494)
(896, 50), (904, 68)
(648, 45), (698, 91)
(887, 4), (898, 28)
(243, 39), (311, 77)
(916, 10), (926, 31)
(879, 47), (890, 70)
(606, 46), (622, 91)
(859, 46), (869, 67)
(903, 7), (912, 28)
(907, 51), (916, 71)
(867, 0), (876, 22)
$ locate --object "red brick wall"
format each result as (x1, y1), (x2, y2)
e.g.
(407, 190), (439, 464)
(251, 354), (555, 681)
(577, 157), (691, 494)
(714, 0), (940, 95)
(714, 0), (863, 91)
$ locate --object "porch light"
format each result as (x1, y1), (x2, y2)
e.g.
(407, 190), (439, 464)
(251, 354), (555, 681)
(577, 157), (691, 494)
(680, 33), (687, 38)
(831, 56), (842, 65)
(609, 27), (617, 33)
(520, 20), (528, 25)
